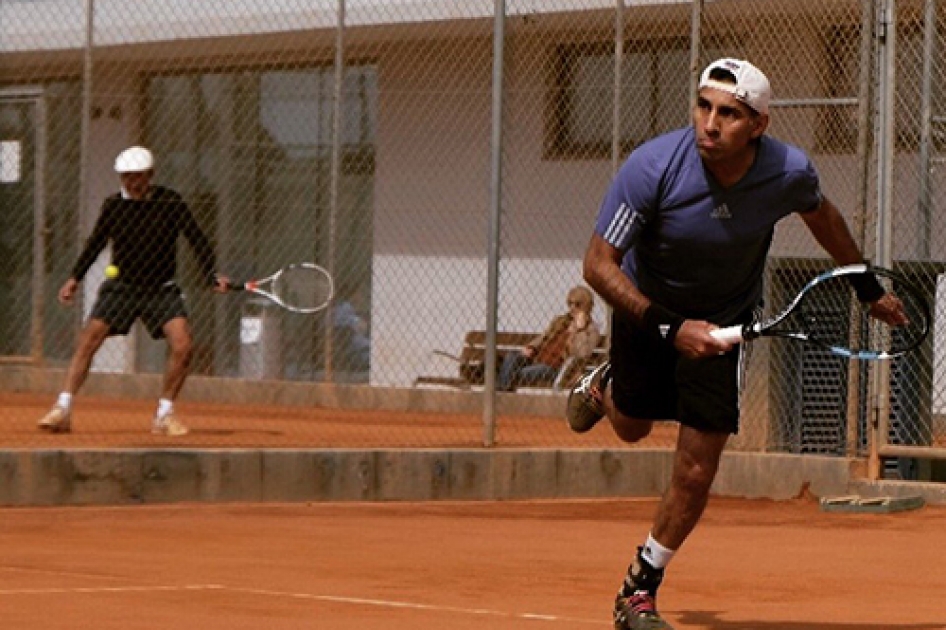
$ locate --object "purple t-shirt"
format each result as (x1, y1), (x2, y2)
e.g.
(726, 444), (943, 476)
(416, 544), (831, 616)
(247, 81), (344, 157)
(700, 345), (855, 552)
(595, 127), (822, 324)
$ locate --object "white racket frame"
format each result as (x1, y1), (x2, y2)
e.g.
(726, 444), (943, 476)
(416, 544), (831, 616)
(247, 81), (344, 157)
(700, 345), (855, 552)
(236, 262), (334, 314)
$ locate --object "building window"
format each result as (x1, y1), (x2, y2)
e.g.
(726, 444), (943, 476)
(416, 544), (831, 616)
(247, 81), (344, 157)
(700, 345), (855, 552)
(816, 25), (860, 154)
(547, 38), (693, 159)
(895, 20), (946, 153)
(820, 21), (946, 154)
(142, 65), (377, 380)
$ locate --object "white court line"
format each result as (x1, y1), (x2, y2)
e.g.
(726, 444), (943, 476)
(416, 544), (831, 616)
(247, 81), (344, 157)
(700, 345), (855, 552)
(0, 565), (130, 581)
(0, 584), (224, 596)
(227, 586), (603, 625)
(0, 496), (661, 515)
(0, 581), (603, 625)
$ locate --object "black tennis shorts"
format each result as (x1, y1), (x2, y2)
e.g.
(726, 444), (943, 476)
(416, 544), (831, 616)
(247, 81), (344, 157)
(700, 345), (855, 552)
(90, 280), (188, 339)
(609, 308), (748, 434)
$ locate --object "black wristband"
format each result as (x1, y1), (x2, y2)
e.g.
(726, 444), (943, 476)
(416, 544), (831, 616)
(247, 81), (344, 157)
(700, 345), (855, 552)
(641, 303), (686, 344)
(847, 271), (885, 303)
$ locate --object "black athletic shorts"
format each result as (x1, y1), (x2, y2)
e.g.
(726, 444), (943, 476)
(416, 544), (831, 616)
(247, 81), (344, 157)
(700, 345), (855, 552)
(608, 308), (751, 434)
(90, 280), (188, 339)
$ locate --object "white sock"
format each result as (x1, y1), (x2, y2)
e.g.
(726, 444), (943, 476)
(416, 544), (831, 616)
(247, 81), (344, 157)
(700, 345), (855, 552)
(156, 398), (174, 419)
(641, 533), (676, 570)
(56, 392), (73, 411)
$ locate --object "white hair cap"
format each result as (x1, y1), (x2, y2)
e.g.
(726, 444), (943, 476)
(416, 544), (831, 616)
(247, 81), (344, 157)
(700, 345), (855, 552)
(699, 58), (772, 114)
(114, 146), (155, 173)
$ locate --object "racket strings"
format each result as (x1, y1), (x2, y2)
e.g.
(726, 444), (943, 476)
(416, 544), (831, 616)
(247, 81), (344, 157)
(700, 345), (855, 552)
(875, 278), (928, 352)
(791, 275), (928, 356)
(272, 266), (333, 312)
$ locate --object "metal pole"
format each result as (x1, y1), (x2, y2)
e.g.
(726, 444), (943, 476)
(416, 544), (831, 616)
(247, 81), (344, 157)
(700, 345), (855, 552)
(601, 0), (627, 346)
(869, 0), (896, 481)
(917, 0), (937, 260)
(76, 0), (94, 333)
(612, 0), (625, 174)
(688, 0), (704, 110)
(483, 0), (506, 447)
(325, 0), (345, 381)
(32, 96), (48, 363)
(846, 0), (878, 458)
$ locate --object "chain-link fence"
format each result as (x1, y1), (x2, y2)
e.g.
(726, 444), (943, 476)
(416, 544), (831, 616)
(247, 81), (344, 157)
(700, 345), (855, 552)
(1, 0), (944, 477)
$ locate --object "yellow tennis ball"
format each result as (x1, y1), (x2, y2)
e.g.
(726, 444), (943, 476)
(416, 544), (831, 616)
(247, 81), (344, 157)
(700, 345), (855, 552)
(105, 265), (119, 279)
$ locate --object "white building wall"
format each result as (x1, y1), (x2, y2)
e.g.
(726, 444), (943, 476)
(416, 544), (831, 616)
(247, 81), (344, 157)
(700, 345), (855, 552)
(6, 4), (943, 388)
(369, 36), (609, 386)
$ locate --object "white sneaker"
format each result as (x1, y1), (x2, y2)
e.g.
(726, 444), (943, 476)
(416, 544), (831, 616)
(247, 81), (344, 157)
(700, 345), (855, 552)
(38, 405), (72, 433)
(152, 413), (189, 437)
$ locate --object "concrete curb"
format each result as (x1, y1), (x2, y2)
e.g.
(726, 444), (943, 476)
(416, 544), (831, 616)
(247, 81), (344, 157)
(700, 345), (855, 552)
(0, 449), (877, 507)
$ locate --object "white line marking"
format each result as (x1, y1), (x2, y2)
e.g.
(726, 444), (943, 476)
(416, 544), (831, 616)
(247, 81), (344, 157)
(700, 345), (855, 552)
(0, 497), (660, 515)
(228, 586), (603, 625)
(0, 581), (603, 625)
(0, 584), (224, 596)
(0, 565), (127, 581)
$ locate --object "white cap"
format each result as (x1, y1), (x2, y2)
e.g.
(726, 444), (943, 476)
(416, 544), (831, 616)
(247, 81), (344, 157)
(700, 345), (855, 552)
(114, 146), (155, 173)
(699, 58), (772, 115)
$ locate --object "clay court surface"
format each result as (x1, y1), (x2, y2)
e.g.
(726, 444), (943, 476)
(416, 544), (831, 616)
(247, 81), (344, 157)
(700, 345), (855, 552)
(1, 391), (679, 449)
(2, 497), (945, 629)
(3, 391), (945, 629)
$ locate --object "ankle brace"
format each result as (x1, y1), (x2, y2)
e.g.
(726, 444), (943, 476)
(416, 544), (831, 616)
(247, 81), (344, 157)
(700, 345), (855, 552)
(617, 547), (664, 598)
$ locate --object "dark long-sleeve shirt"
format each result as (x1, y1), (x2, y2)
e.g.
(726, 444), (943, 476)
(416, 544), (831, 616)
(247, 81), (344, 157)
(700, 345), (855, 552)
(71, 186), (216, 287)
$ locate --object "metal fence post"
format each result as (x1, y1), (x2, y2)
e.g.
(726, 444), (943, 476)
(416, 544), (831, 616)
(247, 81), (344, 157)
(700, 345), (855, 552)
(869, 0), (897, 480)
(484, 0), (507, 447)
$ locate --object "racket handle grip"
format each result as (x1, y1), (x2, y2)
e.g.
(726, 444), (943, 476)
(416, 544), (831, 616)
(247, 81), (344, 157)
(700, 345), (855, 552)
(710, 325), (745, 344)
(225, 279), (246, 292)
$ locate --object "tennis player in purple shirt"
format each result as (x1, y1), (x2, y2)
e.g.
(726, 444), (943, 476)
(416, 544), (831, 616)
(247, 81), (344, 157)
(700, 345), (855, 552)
(567, 58), (906, 630)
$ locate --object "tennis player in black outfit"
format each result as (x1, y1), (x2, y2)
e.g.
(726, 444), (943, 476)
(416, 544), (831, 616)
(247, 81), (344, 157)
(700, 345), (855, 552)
(38, 146), (229, 436)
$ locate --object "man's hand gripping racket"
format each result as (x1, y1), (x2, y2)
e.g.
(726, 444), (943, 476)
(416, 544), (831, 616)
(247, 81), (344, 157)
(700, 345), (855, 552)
(709, 264), (928, 360)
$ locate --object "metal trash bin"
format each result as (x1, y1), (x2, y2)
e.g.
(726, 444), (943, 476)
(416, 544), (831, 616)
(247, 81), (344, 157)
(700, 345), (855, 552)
(239, 298), (282, 379)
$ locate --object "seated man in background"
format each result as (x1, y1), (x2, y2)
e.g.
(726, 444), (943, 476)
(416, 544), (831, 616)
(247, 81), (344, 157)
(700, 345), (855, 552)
(333, 298), (371, 373)
(497, 285), (601, 391)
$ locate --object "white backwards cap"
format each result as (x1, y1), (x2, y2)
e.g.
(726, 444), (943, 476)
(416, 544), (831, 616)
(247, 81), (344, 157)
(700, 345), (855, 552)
(114, 146), (155, 173)
(699, 58), (772, 115)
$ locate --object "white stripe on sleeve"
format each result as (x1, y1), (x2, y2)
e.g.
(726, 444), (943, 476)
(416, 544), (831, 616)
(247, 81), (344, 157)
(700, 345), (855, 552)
(603, 203), (640, 249)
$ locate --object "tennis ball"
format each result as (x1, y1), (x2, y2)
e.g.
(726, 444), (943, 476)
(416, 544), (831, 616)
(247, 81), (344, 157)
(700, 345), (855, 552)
(105, 264), (119, 280)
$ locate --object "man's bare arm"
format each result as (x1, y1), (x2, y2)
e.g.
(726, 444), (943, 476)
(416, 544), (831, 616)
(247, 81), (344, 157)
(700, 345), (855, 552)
(799, 196), (866, 265)
(582, 234), (651, 322)
(582, 234), (729, 357)
(800, 196), (907, 325)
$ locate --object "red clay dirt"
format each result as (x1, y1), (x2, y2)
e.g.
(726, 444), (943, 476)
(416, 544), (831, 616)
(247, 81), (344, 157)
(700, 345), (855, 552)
(1, 497), (944, 629)
(1, 391), (678, 449)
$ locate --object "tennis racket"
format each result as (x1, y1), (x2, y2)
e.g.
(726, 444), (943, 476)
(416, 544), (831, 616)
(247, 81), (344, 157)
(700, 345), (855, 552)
(226, 263), (334, 314)
(710, 264), (931, 360)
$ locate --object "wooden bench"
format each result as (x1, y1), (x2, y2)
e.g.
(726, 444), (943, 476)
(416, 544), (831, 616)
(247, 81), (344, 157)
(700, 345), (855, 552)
(414, 330), (608, 391)
(533, 340), (608, 390)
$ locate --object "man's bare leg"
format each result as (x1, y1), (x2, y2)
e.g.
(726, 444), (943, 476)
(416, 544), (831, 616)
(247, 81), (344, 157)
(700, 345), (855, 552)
(651, 425), (729, 549)
(38, 318), (110, 432)
(605, 385), (730, 546)
(160, 316), (193, 401)
(63, 318), (111, 394)
(151, 317), (193, 437)
(604, 381), (654, 443)
(606, 390), (728, 630)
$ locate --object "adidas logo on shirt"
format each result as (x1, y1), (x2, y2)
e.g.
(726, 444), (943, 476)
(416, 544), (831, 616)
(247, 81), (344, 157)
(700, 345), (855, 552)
(710, 203), (732, 219)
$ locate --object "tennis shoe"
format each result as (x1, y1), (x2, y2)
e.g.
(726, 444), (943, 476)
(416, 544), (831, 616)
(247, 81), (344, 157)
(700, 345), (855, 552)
(613, 548), (671, 629)
(152, 414), (189, 437)
(565, 361), (610, 433)
(38, 405), (72, 434)
(613, 591), (673, 630)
